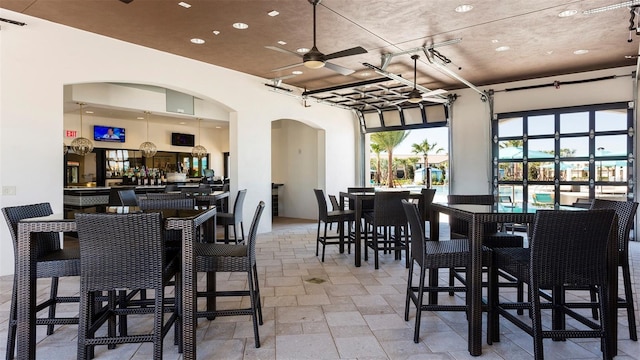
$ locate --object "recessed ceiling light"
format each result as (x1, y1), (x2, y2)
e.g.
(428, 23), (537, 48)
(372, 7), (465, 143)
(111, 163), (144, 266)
(296, 47), (310, 53)
(546, 50), (554, 55)
(136, 116), (144, 120)
(179, 122), (187, 125)
(232, 22), (249, 30)
(573, 49), (589, 55)
(212, 30), (220, 35)
(292, 70), (303, 75)
(455, 4), (473, 13)
(85, 111), (94, 114)
(215, 126), (222, 129)
(178, 2), (191, 8)
(495, 46), (510, 52)
(558, 9), (578, 17)
(277, 40), (287, 45)
(491, 39), (499, 44)
(359, 71), (372, 77)
(268, 10), (279, 17)
(190, 38), (205, 44)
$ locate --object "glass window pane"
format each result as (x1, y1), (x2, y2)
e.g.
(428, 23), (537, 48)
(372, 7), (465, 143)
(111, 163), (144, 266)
(425, 105), (447, 123)
(528, 162), (555, 181)
(559, 112), (589, 133)
(527, 139), (554, 158)
(363, 112), (381, 128)
(527, 114), (554, 136)
(595, 135), (628, 156)
(595, 186), (628, 199)
(498, 162), (523, 181)
(499, 141), (524, 159)
(498, 184), (524, 204)
(596, 109), (627, 132)
(498, 117), (522, 137)
(381, 110), (402, 127)
(403, 107), (423, 125)
(559, 161), (589, 181)
(559, 137), (589, 157)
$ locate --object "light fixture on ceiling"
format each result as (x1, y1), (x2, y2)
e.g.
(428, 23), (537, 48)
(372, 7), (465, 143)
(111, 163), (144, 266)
(70, 102), (94, 156)
(191, 118), (208, 158)
(455, 4), (473, 13)
(139, 111), (157, 158)
(408, 55), (423, 104)
(558, 9), (578, 17)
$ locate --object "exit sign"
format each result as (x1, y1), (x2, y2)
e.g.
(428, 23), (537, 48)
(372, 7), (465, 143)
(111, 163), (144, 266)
(66, 130), (77, 138)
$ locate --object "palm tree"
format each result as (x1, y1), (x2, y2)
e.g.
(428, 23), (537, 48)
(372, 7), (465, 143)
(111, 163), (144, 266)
(370, 131), (409, 188)
(499, 139), (524, 148)
(411, 139), (444, 184)
(370, 143), (382, 185)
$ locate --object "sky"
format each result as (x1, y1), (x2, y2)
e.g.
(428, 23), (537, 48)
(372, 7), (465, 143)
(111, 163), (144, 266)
(392, 127), (450, 155)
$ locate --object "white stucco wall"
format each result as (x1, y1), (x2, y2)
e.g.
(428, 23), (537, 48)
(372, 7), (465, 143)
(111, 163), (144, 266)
(0, 10), (356, 276)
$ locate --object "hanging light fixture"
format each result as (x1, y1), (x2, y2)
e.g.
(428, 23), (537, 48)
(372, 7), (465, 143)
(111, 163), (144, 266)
(139, 111), (158, 157)
(191, 118), (207, 158)
(407, 54), (423, 104)
(70, 102), (94, 156)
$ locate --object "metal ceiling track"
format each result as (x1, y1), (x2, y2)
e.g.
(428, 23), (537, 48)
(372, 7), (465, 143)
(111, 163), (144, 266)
(379, 38), (462, 70)
(374, 39), (485, 98)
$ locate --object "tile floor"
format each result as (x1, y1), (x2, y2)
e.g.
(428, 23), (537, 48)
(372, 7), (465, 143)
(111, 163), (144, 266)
(1, 217), (640, 359)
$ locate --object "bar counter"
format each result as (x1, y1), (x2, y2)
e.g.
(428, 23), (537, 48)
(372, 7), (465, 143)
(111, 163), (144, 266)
(64, 184), (225, 208)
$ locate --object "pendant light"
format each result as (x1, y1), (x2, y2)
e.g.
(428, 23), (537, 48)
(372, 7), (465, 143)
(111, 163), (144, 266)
(70, 102), (94, 156)
(139, 111), (158, 157)
(191, 118), (207, 158)
(407, 54), (423, 104)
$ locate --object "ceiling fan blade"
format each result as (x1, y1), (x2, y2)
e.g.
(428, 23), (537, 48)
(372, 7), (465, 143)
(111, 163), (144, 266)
(422, 89), (447, 97)
(265, 45), (303, 59)
(325, 46), (368, 60)
(324, 61), (355, 75)
(420, 97), (449, 104)
(388, 99), (406, 106)
(271, 62), (302, 72)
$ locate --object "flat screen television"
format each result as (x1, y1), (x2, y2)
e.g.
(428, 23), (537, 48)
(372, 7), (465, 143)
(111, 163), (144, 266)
(171, 132), (195, 147)
(94, 125), (126, 143)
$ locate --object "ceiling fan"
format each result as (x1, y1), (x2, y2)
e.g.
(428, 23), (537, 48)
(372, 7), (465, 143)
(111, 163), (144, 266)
(392, 55), (448, 105)
(266, 0), (367, 75)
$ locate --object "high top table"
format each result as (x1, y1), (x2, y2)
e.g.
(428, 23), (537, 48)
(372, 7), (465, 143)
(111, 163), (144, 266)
(16, 205), (216, 360)
(339, 190), (422, 267)
(429, 202), (617, 357)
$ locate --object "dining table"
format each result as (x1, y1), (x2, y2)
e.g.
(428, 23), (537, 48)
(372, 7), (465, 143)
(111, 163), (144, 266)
(339, 190), (422, 267)
(15, 205), (217, 360)
(429, 202), (618, 357)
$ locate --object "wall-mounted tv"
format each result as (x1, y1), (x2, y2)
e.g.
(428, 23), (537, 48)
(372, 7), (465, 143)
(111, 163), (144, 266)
(171, 132), (195, 147)
(94, 125), (126, 143)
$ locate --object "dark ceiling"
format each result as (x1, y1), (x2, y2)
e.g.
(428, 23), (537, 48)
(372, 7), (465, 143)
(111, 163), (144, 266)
(3, 0), (640, 108)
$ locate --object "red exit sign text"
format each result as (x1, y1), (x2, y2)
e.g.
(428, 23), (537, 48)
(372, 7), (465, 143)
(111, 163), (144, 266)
(66, 130), (77, 137)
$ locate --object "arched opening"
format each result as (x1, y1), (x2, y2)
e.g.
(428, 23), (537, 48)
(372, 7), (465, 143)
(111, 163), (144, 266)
(271, 119), (325, 220)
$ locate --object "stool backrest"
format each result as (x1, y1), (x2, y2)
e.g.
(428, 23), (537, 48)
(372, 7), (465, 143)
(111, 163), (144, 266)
(75, 212), (165, 291)
(530, 209), (616, 287)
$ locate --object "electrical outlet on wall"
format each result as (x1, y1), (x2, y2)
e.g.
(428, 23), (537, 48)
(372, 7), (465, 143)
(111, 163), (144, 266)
(2, 186), (16, 196)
